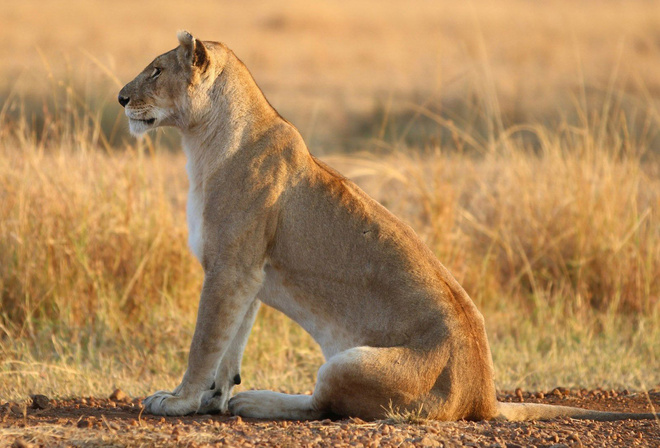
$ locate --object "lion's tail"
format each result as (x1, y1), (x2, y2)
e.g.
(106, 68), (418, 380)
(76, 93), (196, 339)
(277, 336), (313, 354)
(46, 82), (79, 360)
(496, 401), (659, 422)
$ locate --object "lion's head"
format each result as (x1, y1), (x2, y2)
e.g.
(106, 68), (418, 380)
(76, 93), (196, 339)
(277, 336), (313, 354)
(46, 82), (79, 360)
(118, 31), (226, 136)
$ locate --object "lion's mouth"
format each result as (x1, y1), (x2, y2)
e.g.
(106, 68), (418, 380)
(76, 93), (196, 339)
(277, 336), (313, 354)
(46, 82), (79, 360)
(134, 118), (156, 125)
(127, 116), (158, 136)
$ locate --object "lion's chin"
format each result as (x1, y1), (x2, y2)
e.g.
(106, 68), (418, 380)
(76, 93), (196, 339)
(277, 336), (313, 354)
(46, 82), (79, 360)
(128, 118), (157, 137)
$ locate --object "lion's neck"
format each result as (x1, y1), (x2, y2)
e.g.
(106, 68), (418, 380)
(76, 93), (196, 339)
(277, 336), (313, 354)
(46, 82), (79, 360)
(181, 56), (279, 184)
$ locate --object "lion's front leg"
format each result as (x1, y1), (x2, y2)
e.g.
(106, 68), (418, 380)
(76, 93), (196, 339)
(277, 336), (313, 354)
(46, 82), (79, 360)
(143, 269), (264, 416)
(198, 299), (261, 414)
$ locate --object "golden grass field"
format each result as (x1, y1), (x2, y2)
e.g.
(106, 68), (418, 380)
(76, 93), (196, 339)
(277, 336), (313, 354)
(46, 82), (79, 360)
(1, 0), (659, 403)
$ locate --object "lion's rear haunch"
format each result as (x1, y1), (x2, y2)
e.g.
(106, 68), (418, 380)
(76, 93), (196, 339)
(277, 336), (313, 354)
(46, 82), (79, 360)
(120, 31), (657, 422)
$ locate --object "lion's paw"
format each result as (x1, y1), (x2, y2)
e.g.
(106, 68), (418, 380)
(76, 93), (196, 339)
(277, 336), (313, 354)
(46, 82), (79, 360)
(229, 390), (320, 420)
(142, 390), (199, 416)
(198, 388), (231, 414)
(228, 390), (267, 417)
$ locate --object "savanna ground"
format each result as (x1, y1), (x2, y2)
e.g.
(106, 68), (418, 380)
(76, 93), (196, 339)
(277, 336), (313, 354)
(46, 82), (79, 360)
(1, 0), (659, 446)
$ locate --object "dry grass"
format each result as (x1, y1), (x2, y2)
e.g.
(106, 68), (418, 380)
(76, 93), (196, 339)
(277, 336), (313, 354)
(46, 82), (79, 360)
(383, 402), (431, 425)
(0, 0), (659, 402)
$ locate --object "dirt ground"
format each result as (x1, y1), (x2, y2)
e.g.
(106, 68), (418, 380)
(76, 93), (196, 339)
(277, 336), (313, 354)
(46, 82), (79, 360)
(1, 389), (658, 448)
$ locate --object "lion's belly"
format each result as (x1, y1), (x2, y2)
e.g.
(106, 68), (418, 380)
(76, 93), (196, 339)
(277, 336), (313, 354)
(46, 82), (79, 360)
(257, 264), (358, 360)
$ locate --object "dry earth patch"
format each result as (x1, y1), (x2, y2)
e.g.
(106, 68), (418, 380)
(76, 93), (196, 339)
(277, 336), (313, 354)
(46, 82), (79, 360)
(2, 389), (658, 447)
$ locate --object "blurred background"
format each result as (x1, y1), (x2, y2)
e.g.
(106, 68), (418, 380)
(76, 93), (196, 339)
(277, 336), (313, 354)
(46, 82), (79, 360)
(3, 0), (660, 151)
(1, 0), (659, 400)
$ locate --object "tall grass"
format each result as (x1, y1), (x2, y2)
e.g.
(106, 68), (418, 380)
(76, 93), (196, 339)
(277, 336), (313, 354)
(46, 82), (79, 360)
(0, 68), (659, 401)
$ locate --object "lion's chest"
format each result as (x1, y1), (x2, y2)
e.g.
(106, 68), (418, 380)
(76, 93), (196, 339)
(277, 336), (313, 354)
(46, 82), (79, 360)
(186, 164), (204, 262)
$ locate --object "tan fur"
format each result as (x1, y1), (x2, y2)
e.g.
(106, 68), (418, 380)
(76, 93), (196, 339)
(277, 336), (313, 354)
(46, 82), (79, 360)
(118, 31), (658, 422)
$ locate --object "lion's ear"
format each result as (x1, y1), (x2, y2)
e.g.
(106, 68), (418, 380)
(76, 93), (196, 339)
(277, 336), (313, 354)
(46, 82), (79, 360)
(177, 30), (209, 70)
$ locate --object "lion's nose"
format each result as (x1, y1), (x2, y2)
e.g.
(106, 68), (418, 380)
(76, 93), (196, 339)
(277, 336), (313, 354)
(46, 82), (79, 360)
(118, 95), (130, 107)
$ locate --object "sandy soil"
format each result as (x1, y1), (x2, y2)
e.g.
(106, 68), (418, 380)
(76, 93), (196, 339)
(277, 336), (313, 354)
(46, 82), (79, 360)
(1, 389), (658, 447)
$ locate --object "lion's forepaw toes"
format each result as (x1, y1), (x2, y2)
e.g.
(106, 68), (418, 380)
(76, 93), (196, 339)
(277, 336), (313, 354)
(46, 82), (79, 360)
(228, 391), (260, 417)
(142, 391), (199, 416)
(198, 394), (230, 414)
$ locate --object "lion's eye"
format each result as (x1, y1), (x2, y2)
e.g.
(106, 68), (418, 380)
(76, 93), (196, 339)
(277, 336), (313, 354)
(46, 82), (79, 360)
(150, 67), (162, 79)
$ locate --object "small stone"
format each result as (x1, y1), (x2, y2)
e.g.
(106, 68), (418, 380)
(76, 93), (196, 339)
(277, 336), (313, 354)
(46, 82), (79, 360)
(30, 394), (51, 410)
(109, 389), (128, 402)
(568, 433), (581, 442)
(552, 387), (570, 397)
(10, 404), (23, 416)
(419, 436), (440, 447)
(369, 436), (382, 447)
(230, 415), (243, 425)
(515, 388), (524, 402)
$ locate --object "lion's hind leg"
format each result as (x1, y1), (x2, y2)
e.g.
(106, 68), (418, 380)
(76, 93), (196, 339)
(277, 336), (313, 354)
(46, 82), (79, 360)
(311, 346), (447, 420)
(229, 346), (448, 420)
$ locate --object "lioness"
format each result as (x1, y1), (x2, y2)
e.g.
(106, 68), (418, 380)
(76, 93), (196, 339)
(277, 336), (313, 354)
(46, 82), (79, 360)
(118, 31), (657, 421)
